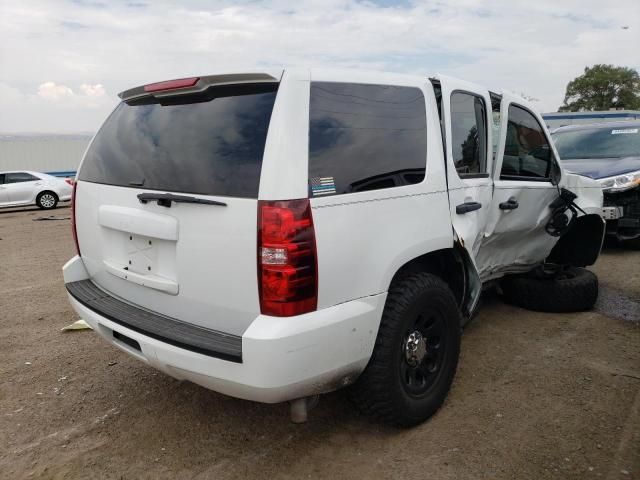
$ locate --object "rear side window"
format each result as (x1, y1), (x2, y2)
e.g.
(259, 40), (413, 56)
(309, 82), (426, 196)
(78, 84), (278, 198)
(450, 92), (487, 177)
(501, 105), (552, 180)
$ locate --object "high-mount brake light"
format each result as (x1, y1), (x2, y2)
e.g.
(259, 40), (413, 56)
(258, 199), (318, 317)
(143, 77), (200, 93)
(71, 181), (80, 256)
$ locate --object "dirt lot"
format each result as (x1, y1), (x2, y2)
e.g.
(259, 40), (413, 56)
(1, 206), (638, 480)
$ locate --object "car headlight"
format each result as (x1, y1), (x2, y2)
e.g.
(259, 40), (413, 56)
(598, 170), (640, 193)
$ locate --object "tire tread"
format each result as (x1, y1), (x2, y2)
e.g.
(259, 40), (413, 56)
(502, 266), (598, 313)
(349, 272), (462, 426)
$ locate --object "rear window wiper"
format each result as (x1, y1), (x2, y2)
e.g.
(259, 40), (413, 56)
(137, 192), (227, 208)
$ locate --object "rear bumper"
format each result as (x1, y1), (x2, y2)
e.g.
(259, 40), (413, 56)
(63, 256), (385, 403)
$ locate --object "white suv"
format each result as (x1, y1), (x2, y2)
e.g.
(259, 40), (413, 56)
(63, 69), (604, 426)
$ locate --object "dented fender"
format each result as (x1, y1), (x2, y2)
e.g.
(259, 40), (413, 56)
(547, 172), (605, 267)
(560, 171), (604, 216)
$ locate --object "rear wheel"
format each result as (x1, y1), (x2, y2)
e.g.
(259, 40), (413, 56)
(501, 264), (598, 313)
(350, 273), (462, 427)
(36, 191), (58, 210)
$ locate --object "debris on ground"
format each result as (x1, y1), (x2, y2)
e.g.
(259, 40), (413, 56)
(33, 216), (70, 221)
(60, 319), (92, 332)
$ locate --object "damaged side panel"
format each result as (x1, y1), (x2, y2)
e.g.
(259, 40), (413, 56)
(476, 183), (560, 280)
(474, 92), (563, 280)
(453, 235), (482, 319)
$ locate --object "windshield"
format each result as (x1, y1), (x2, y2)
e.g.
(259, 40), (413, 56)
(552, 125), (640, 160)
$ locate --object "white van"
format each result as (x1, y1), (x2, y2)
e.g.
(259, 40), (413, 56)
(63, 68), (604, 426)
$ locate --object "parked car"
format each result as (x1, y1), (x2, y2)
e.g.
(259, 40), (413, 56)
(552, 121), (640, 247)
(63, 69), (604, 426)
(0, 170), (72, 210)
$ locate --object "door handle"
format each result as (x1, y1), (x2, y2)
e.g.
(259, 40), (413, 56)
(456, 201), (482, 214)
(499, 197), (519, 210)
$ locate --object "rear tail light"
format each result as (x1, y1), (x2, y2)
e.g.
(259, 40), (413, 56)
(258, 199), (318, 316)
(65, 178), (74, 186)
(71, 182), (80, 255)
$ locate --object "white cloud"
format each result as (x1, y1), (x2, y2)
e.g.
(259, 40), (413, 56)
(0, 0), (639, 132)
(37, 81), (74, 101)
(80, 83), (106, 97)
(0, 81), (113, 133)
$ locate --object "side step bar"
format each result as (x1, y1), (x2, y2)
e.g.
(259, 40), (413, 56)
(65, 280), (243, 363)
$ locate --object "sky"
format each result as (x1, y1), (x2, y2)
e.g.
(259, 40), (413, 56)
(0, 0), (638, 133)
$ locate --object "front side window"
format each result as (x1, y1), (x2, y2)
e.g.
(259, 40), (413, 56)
(450, 92), (487, 177)
(6, 172), (39, 183)
(308, 82), (427, 196)
(501, 105), (553, 180)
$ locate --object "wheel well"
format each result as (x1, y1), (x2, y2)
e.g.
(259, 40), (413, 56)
(547, 213), (604, 267)
(389, 248), (467, 309)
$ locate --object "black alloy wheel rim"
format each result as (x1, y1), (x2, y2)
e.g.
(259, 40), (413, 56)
(399, 309), (447, 397)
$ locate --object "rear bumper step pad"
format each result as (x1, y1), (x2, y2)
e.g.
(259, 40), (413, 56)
(65, 280), (242, 363)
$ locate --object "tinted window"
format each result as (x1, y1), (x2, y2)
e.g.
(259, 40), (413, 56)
(309, 82), (426, 196)
(78, 84), (278, 198)
(501, 105), (552, 180)
(450, 92), (487, 176)
(552, 125), (640, 159)
(6, 172), (39, 183)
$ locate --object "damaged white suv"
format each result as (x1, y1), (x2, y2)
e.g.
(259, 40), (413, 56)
(63, 69), (604, 426)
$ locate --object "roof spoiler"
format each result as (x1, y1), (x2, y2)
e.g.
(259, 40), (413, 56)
(118, 72), (280, 102)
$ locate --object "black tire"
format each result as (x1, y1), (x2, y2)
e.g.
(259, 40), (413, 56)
(622, 237), (640, 250)
(349, 273), (462, 427)
(36, 191), (58, 210)
(501, 265), (598, 313)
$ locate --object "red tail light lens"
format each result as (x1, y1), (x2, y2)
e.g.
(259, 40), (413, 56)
(258, 199), (317, 316)
(65, 178), (74, 186)
(143, 77), (199, 93)
(71, 181), (80, 256)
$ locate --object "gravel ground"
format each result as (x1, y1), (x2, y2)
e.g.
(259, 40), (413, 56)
(0, 205), (638, 480)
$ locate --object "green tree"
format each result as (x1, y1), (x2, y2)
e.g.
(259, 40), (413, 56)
(559, 64), (640, 112)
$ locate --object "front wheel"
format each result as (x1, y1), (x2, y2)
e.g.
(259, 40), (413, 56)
(350, 273), (462, 427)
(36, 191), (58, 210)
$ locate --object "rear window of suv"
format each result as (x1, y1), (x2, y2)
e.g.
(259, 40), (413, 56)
(78, 83), (278, 198)
(308, 82), (427, 196)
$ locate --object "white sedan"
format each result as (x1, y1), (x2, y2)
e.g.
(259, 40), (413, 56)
(0, 170), (73, 210)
